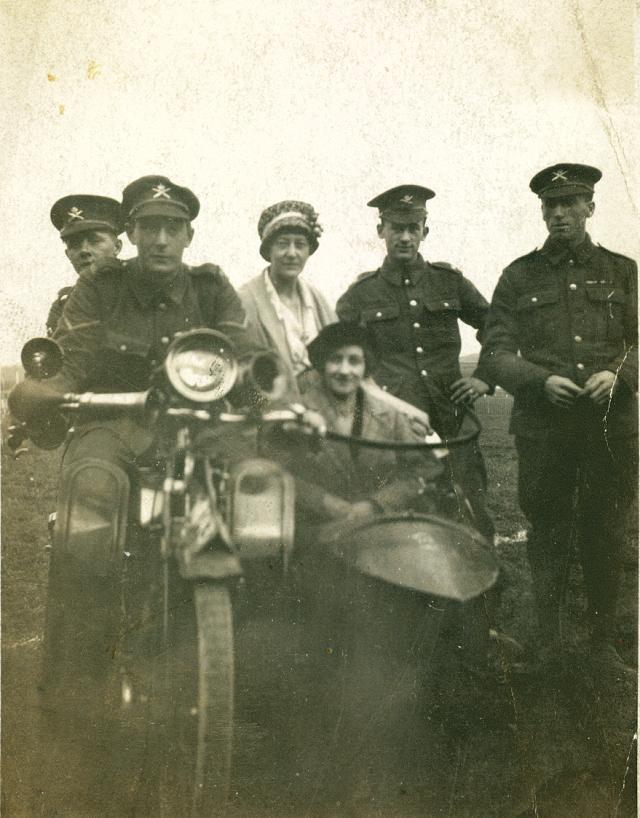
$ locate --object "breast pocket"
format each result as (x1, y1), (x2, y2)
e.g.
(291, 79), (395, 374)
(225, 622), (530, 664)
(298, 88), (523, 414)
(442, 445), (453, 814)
(516, 289), (561, 341)
(101, 330), (152, 389)
(585, 285), (626, 342)
(362, 304), (410, 352)
(424, 297), (461, 343)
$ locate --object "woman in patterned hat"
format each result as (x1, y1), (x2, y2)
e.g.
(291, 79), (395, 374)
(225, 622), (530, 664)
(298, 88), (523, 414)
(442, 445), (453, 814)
(239, 200), (335, 397)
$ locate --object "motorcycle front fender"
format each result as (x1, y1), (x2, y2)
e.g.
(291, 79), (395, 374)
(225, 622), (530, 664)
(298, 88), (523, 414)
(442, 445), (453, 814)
(177, 548), (243, 582)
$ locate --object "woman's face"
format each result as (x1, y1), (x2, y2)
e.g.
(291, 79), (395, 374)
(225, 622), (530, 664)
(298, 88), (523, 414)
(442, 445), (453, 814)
(268, 231), (311, 282)
(322, 344), (367, 399)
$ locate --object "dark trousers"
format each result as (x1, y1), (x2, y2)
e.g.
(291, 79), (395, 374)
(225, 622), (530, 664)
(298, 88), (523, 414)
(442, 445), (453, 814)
(44, 420), (154, 692)
(516, 431), (637, 644)
(446, 439), (495, 543)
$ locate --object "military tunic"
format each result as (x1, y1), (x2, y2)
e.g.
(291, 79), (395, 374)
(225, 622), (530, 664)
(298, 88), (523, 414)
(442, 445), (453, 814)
(336, 253), (493, 433)
(480, 234), (638, 643)
(336, 253), (495, 541)
(480, 234), (637, 439)
(46, 257), (254, 465)
(52, 257), (252, 395)
(46, 286), (74, 337)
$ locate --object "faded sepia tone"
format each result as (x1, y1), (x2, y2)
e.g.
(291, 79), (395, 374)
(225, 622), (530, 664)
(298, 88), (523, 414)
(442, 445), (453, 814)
(0, 0), (636, 361)
(2, 1), (637, 816)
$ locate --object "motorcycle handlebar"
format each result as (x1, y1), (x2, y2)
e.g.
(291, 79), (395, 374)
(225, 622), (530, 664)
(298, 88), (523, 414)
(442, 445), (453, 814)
(48, 393), (480, 450)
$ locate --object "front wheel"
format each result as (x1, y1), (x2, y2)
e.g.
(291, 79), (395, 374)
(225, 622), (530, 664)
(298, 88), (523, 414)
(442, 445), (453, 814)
(152, 580), (235, 817)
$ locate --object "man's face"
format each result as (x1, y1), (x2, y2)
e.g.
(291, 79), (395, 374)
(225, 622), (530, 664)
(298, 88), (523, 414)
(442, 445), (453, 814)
(541, 194), (595, 246)
(377, 219), (427, 262)
(64, 230), (122, 277)
(127, 216), (193, 277)
(268, 231), (311, 282)
(322, 344), (367, 399)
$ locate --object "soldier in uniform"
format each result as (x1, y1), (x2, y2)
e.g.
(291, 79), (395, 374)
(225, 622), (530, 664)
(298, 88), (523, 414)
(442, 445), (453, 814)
(336, 185), (495, 541)
(46, 194), (123, 335)
(9, 175), (265, 715)
(479, 164), (637, 673)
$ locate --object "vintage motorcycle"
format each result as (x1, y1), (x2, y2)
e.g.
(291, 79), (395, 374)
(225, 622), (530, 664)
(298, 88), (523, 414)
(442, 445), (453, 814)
(11, 330), (499, 815)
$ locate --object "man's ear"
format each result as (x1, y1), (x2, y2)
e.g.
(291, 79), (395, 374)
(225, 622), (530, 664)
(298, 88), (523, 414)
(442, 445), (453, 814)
(186, 224), (194, 246)
(125, 223), (137, 245)
(114, 238), (123, 255)
(64, 247), (72, 264)
(376, 222), (384, 239)
(587, 201), (595, 219)
(422, 222), (429, 238)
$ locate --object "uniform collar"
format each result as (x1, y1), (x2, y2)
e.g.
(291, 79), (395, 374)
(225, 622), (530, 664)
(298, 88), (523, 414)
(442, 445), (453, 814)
(127, 258), (188, 307)
(380, 253), (426, 286)
(541, 233), (595, 266)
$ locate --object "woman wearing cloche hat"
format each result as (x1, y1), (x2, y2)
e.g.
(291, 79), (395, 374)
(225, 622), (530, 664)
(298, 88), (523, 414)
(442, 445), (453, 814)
(239, 200), (335, 397)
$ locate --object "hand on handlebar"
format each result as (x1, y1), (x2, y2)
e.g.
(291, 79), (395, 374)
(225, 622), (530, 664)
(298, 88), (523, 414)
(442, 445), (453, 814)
(544, 375), (584, 408)
(281, 408), (327, 438)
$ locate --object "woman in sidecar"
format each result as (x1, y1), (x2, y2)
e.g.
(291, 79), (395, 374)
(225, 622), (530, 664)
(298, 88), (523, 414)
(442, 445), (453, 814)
(268, 322), (497, 804)
(288, 321), (443, 533)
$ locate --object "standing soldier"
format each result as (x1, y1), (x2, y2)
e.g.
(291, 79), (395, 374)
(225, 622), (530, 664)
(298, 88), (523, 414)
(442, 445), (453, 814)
(480, 164), (637, 674)
(336, 185), (495, 542)
(47, 195), (123, 335)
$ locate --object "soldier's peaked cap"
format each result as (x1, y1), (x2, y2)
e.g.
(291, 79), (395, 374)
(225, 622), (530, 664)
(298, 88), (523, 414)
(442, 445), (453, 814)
(121, 175), (200, 222)
(368, 184), (435, 223)
(51, 195), (124, 238)
(530, 163), (602, 200)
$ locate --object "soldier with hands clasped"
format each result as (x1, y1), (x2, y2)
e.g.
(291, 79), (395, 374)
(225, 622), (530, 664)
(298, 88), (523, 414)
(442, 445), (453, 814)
(480, 163), (637, 676)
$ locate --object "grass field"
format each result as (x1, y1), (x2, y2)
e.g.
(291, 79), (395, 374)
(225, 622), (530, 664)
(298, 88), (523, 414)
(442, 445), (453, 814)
(2, 410), (637, 817)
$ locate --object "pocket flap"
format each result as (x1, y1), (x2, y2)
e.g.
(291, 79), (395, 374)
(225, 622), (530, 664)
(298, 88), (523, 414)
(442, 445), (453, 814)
(362, 304), (401, 322)
(586, 286), (626, 304)
(103, 329), (151, 357)
(424, 297), (461, 312)
(516, 289), (559, 310)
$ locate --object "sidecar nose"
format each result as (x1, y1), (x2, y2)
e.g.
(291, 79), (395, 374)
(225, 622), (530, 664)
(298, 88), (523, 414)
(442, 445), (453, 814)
(332, 514), (498, 602)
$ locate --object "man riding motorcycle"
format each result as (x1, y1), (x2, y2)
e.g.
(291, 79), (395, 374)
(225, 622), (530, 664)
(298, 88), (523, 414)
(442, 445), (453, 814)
(9, 175), (323, 707)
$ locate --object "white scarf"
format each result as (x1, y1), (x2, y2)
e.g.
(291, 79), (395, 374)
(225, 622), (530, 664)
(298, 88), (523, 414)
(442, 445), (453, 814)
(263, 268), (321, 374)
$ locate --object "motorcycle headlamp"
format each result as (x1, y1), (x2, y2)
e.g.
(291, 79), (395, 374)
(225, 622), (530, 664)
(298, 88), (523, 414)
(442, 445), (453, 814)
(164, 330), (238, 403)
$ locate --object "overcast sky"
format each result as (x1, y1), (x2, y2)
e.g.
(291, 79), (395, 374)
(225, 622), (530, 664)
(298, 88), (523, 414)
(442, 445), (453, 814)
(1, 0), (636, 363)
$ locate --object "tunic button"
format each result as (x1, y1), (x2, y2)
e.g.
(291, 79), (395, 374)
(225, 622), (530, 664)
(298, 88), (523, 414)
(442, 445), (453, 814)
(416, 346), (424, 353)
(443, 301), (449, 307)
(420, 369), (428, 377)
(577, 363), (585, 370)
(409, 299), (418, 307)
(404, 278), (411, 286)
(531, 296), (538, 303)
(569, 283), (577, 291)
(150, 359), (157, 367)
(382, 385), (388, 391)
(158, 302), (167, 311)
(574, 335), (582, 342)
(161, 336), (170, 345)
(119, 344), (127, 352)
(568, 259), (575, 265)
(375, 311), (382, 318)
(413, 322), (420, 329)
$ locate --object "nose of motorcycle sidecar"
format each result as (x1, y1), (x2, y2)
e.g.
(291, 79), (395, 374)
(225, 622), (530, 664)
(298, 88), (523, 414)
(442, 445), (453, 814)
(331, 514), (499, 602)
